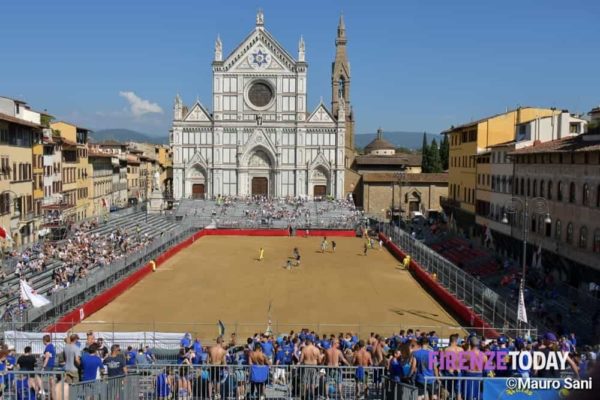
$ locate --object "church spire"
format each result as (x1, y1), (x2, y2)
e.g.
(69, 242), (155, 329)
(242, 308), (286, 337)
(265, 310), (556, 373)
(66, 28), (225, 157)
(298, 35), (305, 62)
(214, 34), (222, 62)
(337, 14), (346, 42)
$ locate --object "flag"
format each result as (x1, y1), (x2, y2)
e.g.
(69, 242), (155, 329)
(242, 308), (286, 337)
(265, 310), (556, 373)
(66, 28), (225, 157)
(0, 226), (6, 239)
(20, 280), (50, 308)
(217, 320), (225, 337)
(517, 283), (528, 324)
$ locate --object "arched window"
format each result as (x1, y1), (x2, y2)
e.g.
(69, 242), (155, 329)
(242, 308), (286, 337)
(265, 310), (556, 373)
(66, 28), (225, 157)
(520, 178), (524, 196)
(555, 219), (562, 240)
(547, 181), (553, 200)
(594, 229), (600, 253)
(502, 176), (507, 193)
(569, 182), (576, 203)
(582, 184), (590, 206)
(540, 180), (545, 199)
(533, 179), (537, 197)
(566, 222), (574, 244)
(579, 226), (588, 249)
(527, 178), (531, 197)
(557, 181), (563, 201)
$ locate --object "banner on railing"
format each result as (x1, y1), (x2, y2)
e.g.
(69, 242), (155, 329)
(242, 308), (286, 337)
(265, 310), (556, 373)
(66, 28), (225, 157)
(20, 279), (50, 308)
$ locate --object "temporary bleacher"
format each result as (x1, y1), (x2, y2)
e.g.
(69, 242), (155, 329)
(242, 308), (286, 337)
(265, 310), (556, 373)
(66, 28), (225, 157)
(0, 209), (181, 321)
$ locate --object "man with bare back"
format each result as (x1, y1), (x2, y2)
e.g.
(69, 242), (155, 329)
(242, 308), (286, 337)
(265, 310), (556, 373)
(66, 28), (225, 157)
(300, 338), (322, 397)
(208, 336), (227, 398)
(325, 339), (349, 398)
(354, 340), (373, 399)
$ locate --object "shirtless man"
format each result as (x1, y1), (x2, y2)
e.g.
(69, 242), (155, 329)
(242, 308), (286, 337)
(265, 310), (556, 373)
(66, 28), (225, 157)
(249, 344), (270, 400)
(208, 337), (227, 398)
(325, 339), (349, 399)
(300, 338), (322, 397)
(444, 334), (464, 400)
(354, 340), (373, 399)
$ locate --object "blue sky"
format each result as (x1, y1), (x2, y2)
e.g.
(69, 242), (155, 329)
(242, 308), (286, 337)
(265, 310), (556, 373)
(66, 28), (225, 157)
(1, 0), (598, 137)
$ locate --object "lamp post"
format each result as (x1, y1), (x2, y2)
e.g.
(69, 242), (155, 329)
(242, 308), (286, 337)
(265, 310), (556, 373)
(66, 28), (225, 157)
(501, 194), (551, 327)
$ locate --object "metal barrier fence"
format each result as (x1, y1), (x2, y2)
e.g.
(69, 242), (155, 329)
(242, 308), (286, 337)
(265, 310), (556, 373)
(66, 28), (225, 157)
(0, 370), (67, 400)
(121, 364), (387, 400)
(69, 374), (140, 400)
(381, 223), (537, 338)
(0, 221), (197, 332)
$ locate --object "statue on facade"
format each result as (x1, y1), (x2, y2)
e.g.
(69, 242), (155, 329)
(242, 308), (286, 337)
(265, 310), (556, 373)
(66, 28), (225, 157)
(153, 169), (161, 192)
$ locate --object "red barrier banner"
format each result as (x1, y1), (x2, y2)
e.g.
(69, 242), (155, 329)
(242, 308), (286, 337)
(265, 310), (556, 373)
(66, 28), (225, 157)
(45, 229), (355, 332)
(378, 233), (500, 338)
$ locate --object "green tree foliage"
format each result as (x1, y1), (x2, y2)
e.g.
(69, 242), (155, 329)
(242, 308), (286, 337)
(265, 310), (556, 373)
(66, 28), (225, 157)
(429, 138), (443, 173)
(440, 134), (449, 171)
(421, 132), (430, 172)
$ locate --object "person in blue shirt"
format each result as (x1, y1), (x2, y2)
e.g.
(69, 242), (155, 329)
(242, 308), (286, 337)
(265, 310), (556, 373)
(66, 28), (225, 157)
(192, 338), (203, 365)
(180, 333), (192, 348)
(410, 337), (439, 398)
(42, 335), (56, 371)
(15, 375), (37, 400)
(260, 335), (274, 362)
(155, 367), (174, 400)
(125, 346), (137, 367)
(81, 344), (104, 382)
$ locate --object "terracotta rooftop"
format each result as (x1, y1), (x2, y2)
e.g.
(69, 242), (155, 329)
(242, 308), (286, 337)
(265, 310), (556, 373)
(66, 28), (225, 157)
(509, 134), (600, 155)
(356, 153), (422, 166)
(362, 172), (448, 183)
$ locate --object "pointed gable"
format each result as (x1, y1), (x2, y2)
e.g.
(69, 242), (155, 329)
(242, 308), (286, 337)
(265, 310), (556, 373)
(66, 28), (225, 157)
(222, 28), (297, 73)
(184, 102), (212, 122)
(307, 103), (335, 124)
(185, 149), (209, 168)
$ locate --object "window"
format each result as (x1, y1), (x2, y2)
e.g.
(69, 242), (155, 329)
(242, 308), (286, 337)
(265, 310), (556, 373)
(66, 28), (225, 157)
(597, 185), (600, 207)
(569, 182), (576, 203)
(583, 184), (590, 206)
(520, 178), (524, 196)
(579, 226), (588, 249)
(540, 181), (545, 199)
(533, 179), (537, 197)
(555, 219), (562, 240)
(557, 181), (563, 201)
(566, 222), (573, 244)
(594, 229), (600, 253)
(527, 179), (531, 197)
(547, 181), (553, 200)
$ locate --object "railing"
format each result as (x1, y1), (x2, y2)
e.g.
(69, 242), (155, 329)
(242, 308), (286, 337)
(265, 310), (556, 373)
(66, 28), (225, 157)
(0, 220), (197, 331)
(422, 376), (579, 400)
(0, 371), (67, 400)
(380, 223), (537, 338)
(70, 374), (140, 400)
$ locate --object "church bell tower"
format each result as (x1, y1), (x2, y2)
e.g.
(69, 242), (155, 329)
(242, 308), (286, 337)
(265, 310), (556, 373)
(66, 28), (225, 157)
(331, 15), (355, 168)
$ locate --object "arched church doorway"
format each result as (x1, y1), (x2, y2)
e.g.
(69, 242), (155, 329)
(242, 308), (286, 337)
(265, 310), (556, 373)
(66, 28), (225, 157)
(192, 184), (205, 199)
(251, 177), (268, 196)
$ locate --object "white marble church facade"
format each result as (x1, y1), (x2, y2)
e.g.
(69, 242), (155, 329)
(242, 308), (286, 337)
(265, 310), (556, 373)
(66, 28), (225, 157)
(170, 11), (347, 200)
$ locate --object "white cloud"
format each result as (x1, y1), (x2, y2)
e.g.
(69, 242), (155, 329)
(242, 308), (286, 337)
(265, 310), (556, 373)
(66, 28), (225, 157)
(119, 91), (163, 118)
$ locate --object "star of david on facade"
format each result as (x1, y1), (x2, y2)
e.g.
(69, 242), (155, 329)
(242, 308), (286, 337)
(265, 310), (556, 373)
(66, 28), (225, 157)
(251, 50), (269, 67)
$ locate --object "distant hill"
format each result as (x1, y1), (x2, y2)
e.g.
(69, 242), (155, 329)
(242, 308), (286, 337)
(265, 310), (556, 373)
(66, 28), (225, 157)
(355, 131), (442, 151)
(90, 129), (168, 145)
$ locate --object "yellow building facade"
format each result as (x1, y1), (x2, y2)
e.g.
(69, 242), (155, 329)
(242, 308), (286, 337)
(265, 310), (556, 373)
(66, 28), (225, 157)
(443, 107), (560, 232)
(50, 121), (91, 222)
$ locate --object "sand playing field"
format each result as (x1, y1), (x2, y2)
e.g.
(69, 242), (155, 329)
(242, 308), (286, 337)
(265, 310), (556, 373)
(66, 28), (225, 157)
(74, 236), (463, 339)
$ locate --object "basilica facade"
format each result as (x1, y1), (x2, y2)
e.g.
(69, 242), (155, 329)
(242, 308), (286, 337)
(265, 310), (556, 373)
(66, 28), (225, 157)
(170, 11), (354, 200)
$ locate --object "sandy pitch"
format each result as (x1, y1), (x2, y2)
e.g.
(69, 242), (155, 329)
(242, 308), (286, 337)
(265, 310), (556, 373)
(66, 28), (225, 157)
(74, 236), (463, 339)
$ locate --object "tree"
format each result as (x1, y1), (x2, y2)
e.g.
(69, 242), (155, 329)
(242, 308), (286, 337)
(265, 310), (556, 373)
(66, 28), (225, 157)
(421, 132), (430, 172)
(429, 138), (443, 173)
(440, 134), (449, 171)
